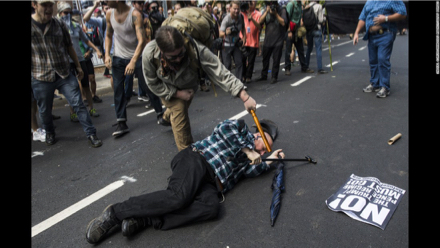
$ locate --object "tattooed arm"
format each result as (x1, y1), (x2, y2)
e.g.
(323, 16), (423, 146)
(124, 9), (147, 75)
(104, 9), (114, 70)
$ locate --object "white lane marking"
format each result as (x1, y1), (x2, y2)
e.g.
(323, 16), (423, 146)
(31, 176), (137, 238)
(229, 104), (266, 120)
(359, 46), (367, 51)
(346, 52), (355, 57)
(291, 76), (313, 87)
(32, 151), (44, 158)
(326, 61), (339, 67)
(335, 40), (353, 47)
(137, 105), (165, 117)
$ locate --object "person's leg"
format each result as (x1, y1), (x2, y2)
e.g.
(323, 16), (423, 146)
(112, 147), (210, 220)
(31, 77), (56, 135)
(284, 33), (292, 71)
(313, 30), (323, 70)
(58, 73), (97, 137)
(260, 45), (271, 79)
(293, 33), (308, 71)
(135, 59), (163, 114)
(232, 47), (243, 81)
(305, 31), (314, 69)
(111, 56), (129, 122)
(245, 47), (257, 80)
(367, 36), (380, 88)
(376, 31), (396, 91)
(271, 44), (284, 80)
(159, 182), (220, 230)
(161, 97), (193, 151)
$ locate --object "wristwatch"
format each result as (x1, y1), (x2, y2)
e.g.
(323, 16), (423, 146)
(385, 16), (388, 22)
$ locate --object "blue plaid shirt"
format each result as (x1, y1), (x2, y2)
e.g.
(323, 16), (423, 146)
(359, 0), (407, 40)
(192, 119), (271, 193)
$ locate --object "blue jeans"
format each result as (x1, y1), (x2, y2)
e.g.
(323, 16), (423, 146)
(112, 56), (163, 121)
(305, 29), (323, 70)
(367, 31), (396, 90)
(31, 73), (96, 136)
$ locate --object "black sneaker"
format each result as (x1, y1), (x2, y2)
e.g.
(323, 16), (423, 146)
(255, 75), (267, 82)
(46, 132), (57, 146)
(157, 113), (171, 126)
(92, 95), (103, 103)
(88, 134), (103, 148)
(270, 78), (278, 84)
(112, 121), (130, 137)
(301, 68), (314, 73)
(122, 218), (149, 237)
(86, 205), (121, 244)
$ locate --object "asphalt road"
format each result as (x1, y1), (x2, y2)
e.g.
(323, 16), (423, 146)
(31, 33), (408, 248)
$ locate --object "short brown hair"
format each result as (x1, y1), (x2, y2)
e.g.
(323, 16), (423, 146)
(155, 26), (185, 53)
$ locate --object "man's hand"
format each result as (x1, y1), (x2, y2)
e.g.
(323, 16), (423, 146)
(76, 66), (84, 81)
(105, 55), (112, 69)
(373, 14), (386, 26)
(265, 149), (285, 166)
(125, 61), (136, 75)
(175, 89), (194, 101)
(246, 150), (262, 165)
(353, 33), (359, 45)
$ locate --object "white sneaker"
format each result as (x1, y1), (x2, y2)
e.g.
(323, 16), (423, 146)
(33, 128), (46, 142)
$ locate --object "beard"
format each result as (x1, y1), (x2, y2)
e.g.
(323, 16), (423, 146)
(162, 52), (188, 73)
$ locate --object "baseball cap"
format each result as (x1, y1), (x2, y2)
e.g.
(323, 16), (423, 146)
(37, 0), (55, 3)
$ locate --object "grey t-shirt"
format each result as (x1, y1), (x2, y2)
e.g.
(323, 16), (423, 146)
(220, 13), (244, 46)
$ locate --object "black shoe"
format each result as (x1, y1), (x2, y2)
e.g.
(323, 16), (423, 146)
(86, 205), (121, 244)
(46, 133), (57, 146)
(112, 121), (130, 137)
(301, 68), (314, 73)
(122, 218), (149, 237)
(255, 75), (267, 82)
(157, 113), (171, 126)
(318, 69), (328, 74)
(88, 134), (103, 148)
(270, 78), (278, 84)
(92, 95), (103, 103)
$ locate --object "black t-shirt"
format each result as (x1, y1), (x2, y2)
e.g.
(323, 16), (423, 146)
(262, 6), (289, 47)
(32, 17), (48, 33)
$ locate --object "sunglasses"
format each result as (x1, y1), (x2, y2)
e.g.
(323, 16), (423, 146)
(164, 47), (186, 61)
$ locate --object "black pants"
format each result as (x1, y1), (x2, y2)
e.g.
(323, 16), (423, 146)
(112, 147), (220, 230)
(284, 32), (307, 71)
(242, 47), (258, 80)
(261, 44), (283, 79)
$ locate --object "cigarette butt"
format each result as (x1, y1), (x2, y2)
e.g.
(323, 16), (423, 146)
(388, 133), (402, 145)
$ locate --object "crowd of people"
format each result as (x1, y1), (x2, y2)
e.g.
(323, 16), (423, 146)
(31, 0), (406, 149)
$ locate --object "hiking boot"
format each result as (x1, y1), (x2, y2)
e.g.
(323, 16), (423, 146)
(86, 205), (121, 244)
(363, 84), (380, 93)
(88, 134), (103, 148)
(121, 218), (149, 237)
(285, 69), (291, 76)
(112, 121), (130, 137)
(376, 87), (390, 98)
(89, 108), (100, 117)
(46, 132), (57, 146)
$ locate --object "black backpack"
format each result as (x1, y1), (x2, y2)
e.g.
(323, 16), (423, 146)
(302, 4), (318, 31)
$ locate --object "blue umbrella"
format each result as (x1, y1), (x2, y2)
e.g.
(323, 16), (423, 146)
(270, 161), (285, 227)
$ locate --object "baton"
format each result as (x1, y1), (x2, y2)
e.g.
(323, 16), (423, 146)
(250, 109), (272, 152)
